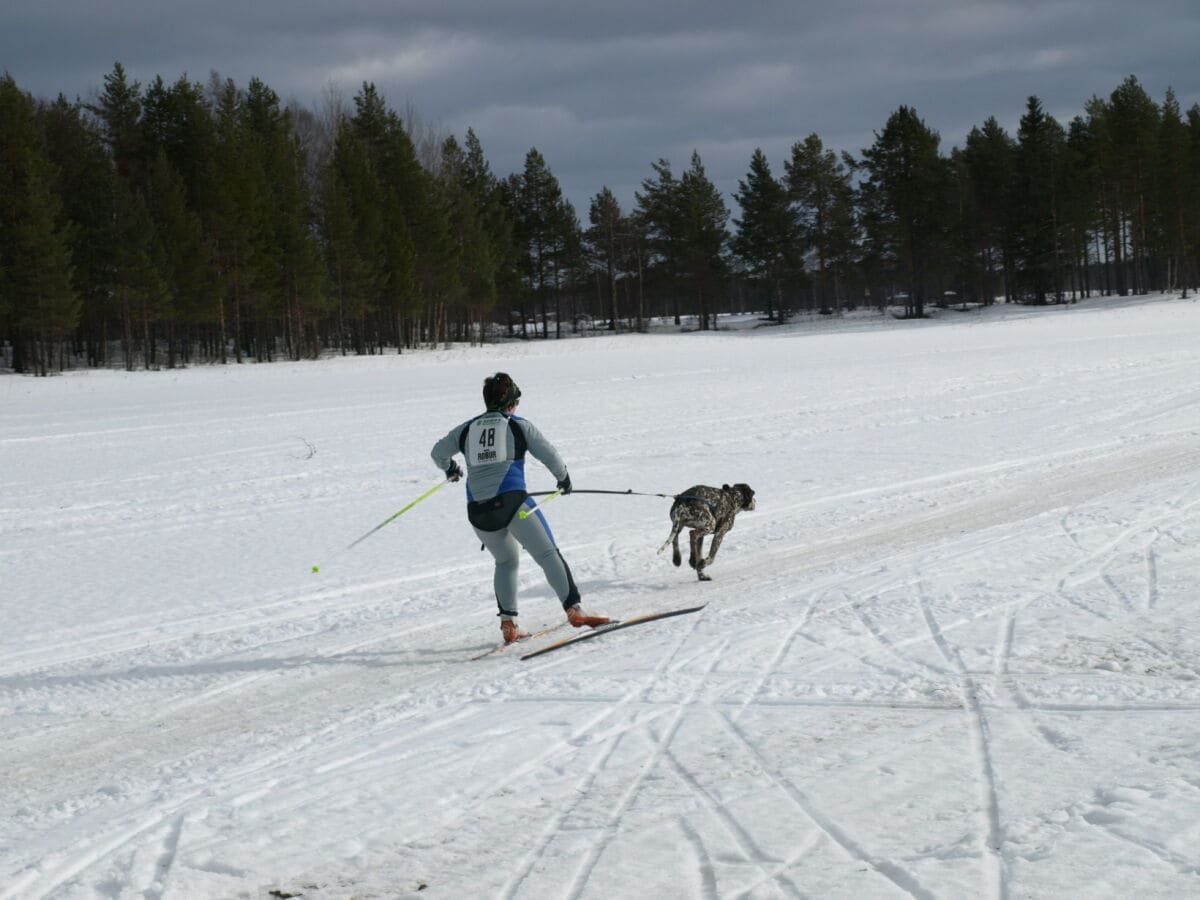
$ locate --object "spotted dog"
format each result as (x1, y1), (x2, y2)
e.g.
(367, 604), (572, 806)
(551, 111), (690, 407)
(657, 484), (756, 581)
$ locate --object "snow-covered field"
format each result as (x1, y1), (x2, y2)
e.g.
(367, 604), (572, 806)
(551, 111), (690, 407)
(3, 296), (1200, 899)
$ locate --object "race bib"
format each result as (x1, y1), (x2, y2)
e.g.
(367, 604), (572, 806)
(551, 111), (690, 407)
(467, 416), (511, 467)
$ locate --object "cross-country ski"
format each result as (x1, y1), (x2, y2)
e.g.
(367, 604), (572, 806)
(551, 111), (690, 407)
(520, 605), (707, 659)
(468, 624), (564, 660)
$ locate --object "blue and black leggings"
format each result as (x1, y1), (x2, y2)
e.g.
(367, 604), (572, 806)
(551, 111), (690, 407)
(470, 493), (579, 618)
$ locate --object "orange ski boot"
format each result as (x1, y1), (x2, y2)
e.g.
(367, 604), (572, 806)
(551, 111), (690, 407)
(501, 618), (530, 644)
(566, 605), (611, 629)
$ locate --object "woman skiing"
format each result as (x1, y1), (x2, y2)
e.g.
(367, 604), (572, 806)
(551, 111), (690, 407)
(430, 373), (610, 643)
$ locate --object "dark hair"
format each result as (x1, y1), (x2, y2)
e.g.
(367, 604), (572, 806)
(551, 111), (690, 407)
(483, 372), (521, 410)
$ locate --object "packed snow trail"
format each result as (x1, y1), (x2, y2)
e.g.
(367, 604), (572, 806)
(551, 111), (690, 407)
(2, 297), (1200, 898)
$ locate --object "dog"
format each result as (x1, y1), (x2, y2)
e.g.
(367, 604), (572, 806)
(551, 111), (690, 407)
(658, 484), (756, 581)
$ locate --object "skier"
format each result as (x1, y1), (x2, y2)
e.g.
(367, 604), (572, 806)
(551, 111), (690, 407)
(431, 373), (610, 644)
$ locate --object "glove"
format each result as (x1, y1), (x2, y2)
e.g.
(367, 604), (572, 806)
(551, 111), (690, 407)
(446, 460), (463, 482)
(556, 473), (573, 495)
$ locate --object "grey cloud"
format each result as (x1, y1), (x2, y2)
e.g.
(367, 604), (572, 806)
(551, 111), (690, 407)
(4, 1), (1198, 213)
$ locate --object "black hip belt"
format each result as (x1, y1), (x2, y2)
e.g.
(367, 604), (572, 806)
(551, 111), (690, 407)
(467, 490), (528, 532)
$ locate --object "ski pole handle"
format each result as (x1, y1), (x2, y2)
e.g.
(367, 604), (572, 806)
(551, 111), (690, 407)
(519, 488), (562, 519)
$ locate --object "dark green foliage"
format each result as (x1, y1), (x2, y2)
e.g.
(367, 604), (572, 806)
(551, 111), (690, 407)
(141, 75), (217, 210)
(733, 148), (800, 320)
(111, 181), (168, 370)
(585, 186), (624, 330)
(784, 135), (857, 314)
(635, 153), (729, 329)
(323, 119), (384, 352)
(958, 118), (1015, 304)
(1060, 116), (1100, 299)
(91, 62), (146, 190)
(1155, 89), (1193, 296)
(634, 159), (684, 323)
(0, 75), (80, 374)
(856, 106), (952, 317)
(5, 64), (1200, 374)
(38, 95), (119, 364)
(440, 134), (497, 341)
(1013, 96), (1068, 302)
(149, 150), (216, 363)
(677, 152), (730, 331)
(507, 148), (578, 338)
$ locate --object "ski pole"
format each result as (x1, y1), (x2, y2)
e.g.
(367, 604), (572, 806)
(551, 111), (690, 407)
(527, 488), (679, 499)
(516, 486), (698, 525)
(518, 488), (562, 519)
(312, 479), (451, 572)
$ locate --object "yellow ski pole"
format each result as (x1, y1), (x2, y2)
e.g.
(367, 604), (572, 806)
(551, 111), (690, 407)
(518, 488), (562, 519)
(311, 479), (450, 572)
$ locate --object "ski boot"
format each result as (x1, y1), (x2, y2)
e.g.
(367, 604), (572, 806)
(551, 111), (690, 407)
(566, 605), (611, 629)
(501, 618), (530, 644)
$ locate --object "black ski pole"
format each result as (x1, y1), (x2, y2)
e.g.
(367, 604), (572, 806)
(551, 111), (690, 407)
(526, 488), (678, 498)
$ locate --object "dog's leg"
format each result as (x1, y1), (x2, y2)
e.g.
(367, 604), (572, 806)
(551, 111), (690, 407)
(693, 530), (714, 580)
(688, 529), (703, 570)
(659, 520), (683, 560)
(662, 521), (686, 566)
(703, 521), (731, 567)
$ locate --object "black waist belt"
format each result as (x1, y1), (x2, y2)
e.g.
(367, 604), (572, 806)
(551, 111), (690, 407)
(467, 490), (528, 532)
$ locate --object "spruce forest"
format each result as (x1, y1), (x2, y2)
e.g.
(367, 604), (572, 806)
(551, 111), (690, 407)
(1, 65), (1197, 375)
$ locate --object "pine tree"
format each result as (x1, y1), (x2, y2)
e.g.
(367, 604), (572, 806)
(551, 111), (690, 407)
(1061, 116), (1101, 299)
(784, 135), (857, 314)
(677, 151), (730, 331)
(322, 119), (384, 354)
(960, 118), (1016, 303)
(634, 159), (684, 324)
(440, 135), (496, 344)
(1106, 76), (1160, 294)
(111, 182), (168, 369)
(249, 89), (327, 360)
(511, 148), (567, 338)
(616, 212), (649, 330)
(733, 148), (800, 320)
(1156, 88), (1193, 296)
(148, 149), (215, 365)
(8, 164), (81, 374)
(1088, 78), (1161, 296)
(1188, 104), (1200, 291)
(586, 187), (624, 330)
(463, 129), (518, 337)
(39, 94), (119, 364)
(1013, 96), (1067, 302)
(550, 197), (584, 338)
(91, 62), (146, 190)
(206, 77), (276, 362)
(141, 75), (217, 214)
(0, 75), (80, 374)
(351, 84), (444, 348)
(857, 106), (950, 317)
(237, 78), (295, 362)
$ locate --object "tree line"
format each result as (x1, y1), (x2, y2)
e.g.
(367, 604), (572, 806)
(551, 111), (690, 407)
(1, 66), (1197, 374)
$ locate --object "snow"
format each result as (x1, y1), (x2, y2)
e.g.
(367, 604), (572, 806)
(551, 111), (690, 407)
(3, 295), (1200, 899)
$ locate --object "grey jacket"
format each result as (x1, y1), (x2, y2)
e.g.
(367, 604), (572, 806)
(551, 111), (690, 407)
(431, 411), (567, 502)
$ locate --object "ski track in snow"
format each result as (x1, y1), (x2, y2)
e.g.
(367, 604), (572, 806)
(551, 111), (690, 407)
(3, 297), (1200, 898)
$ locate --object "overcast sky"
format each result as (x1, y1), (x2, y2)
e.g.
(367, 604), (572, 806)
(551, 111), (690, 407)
(4, 1), (1199, 214)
